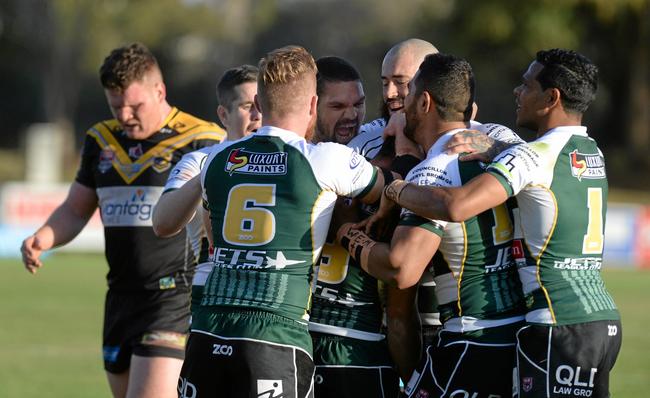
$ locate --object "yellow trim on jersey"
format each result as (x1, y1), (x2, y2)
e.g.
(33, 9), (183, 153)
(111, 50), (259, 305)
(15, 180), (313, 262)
(307, 190), (329, 320)
(456, 221), (469, 316)
(530, 184), (558, 324)
(87, 110), (225, 184)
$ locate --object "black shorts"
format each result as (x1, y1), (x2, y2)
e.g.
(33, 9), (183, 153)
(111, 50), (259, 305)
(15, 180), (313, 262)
(180, 330), (314, 398)
(102, 288), (190, 373)
(312, 332), (399, 398)
(404, 327), (518, 398)
(515, 320), (622, 398)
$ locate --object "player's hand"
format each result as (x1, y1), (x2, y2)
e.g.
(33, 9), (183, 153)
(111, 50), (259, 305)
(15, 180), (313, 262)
(359, 189), (398, 236)
(444, 129), (495, 162)
(21, 235), (45, 274)
(384, 112), (423, 159)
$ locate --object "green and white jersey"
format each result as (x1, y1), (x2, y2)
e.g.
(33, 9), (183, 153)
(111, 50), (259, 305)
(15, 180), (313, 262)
(163, 146), (215, 273)
(487, 126), (619, 325)
(400, 128), (526, 333)
(199, 126), (377, 328)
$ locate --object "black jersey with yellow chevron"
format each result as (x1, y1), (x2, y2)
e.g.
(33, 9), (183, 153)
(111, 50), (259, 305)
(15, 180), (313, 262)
(76, 107), (226, 291)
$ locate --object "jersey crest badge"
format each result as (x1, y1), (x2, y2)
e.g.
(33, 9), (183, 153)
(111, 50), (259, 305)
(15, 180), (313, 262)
(128, 143), (143, 159)
(225, 148), (287, 176)
(569, 150), (605, 181)
(152, 153), (173, 173)
(98, 147), (115, 173)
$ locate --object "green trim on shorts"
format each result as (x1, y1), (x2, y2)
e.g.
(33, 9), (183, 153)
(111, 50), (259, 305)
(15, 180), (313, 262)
(191, 306), (313, 354)
(311, 331), (394, 367)
(440, 320), (525, 345)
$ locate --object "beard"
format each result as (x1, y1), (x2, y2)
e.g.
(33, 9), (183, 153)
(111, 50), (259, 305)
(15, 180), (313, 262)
(403, 105), (419, 141)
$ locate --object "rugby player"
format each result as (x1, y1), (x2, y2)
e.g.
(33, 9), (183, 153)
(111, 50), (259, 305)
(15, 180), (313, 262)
(367, 49), (622, 398)
(20, 43), (225, 398)
(309, 56), (401, 398)
(347, 38), (443, 363)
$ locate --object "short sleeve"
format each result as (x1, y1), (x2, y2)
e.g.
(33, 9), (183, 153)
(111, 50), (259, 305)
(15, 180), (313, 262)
(311, 142), (377, 198)
(74, 132), (98, 189)
(163, 147), (212, 193)
(398, 153), (459, 236)
(486, 143), (541, 196)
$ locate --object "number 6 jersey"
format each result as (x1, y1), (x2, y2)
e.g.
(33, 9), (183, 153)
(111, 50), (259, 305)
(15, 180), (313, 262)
(199, 126), (376, 325)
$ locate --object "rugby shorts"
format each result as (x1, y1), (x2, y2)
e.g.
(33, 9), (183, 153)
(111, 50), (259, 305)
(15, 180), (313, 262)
(102, 287), (190, 373)
(404, 325), (520, 398)
(515, 320), (622, 398)
(181, 310), (315, 398)
(312, 332), (399, 398)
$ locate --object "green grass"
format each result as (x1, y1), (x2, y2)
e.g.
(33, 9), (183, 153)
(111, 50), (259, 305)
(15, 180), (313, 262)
(0, 253), (648, 397)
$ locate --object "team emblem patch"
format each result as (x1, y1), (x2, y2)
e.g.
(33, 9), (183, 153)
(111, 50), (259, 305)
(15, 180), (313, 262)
(225, 148), (287, 176)
(128, 143), (143, 158)
(152, 153), (173, 173)
(569, 150), (605, 181)
(414, 389), (430, 398)
(98, 147), (115, 173)
(522, 376), (533, 392)
(349, 151), (362, 169)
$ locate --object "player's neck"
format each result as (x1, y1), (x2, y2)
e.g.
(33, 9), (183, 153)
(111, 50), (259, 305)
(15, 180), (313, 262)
(536, 112), (583, 138)
(420, 120), (468, 152)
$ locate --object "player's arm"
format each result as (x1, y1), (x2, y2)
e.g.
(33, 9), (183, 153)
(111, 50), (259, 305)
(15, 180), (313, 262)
(382, 172), (509, 224)
(21, 182), (98, 274)
(152, 175), (202, 237)
(385, 285), (421, 381)
(337, 223), (440, 289)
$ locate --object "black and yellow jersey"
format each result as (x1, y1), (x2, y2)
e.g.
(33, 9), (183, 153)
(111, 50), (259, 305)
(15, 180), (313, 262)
(75, 107), (226, 291)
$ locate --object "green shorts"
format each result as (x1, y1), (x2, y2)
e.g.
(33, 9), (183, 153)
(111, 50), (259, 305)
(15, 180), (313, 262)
(312, 332), (399, 398)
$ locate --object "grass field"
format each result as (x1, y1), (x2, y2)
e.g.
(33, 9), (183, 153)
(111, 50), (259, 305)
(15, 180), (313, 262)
(0, 253), (648, 397)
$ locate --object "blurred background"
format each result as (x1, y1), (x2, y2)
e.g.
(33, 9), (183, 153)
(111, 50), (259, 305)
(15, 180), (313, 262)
(1, 0), (648, 263)
(0, 0), (648, 397)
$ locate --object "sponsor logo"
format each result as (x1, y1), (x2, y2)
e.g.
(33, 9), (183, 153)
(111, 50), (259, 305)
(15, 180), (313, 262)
(522, 377), (533, 392)
(225, 148), (287, 176)
(178, 377), (197, 398)
(98, 147), (115, 173)
(257, 379), (283, 398)
(152, 153), (172, 173)
(98, 186), (162, 227)
(414, 389), (430, 398)
(553, 257), (602, 270)
(485, 247), (514, 273)
(102, 346), (120, 363)
(553, 365), (597, 396)
(608, 324), (618, 336)
(141, 331), (187, 350)
(349, 151), (362, 169)
(212, 247), (304, 270)
(158, 276), (176, 290)
(511, 239), (527, 267)
(160, 126), (174, 134)
(212, 343), (233, 356)
(569, 150), (605, 181)
(128, 143), (143, 158)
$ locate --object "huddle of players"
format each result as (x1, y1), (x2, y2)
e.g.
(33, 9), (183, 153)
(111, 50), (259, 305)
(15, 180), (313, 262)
(21, 38), (621, 398)
(157, 38), (620, 398)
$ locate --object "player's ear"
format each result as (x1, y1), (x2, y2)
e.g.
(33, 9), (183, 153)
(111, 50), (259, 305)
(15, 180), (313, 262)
(309, 95), (318, 117)
(546, 87), (562, 109)
(420, 91), (432, 114)
(217, 105), (228, 127)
